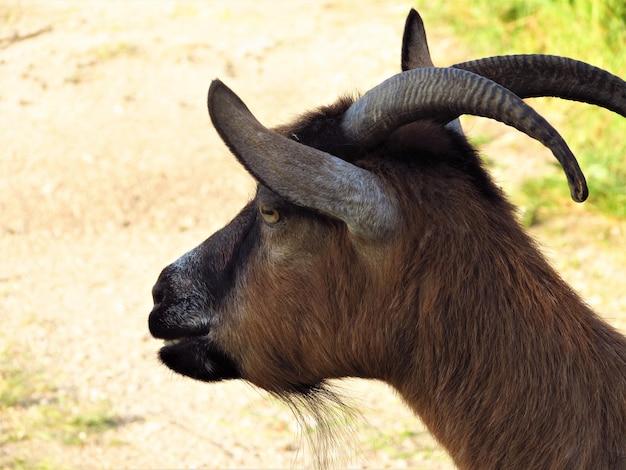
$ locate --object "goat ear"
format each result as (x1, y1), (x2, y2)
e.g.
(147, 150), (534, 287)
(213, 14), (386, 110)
(207, 80), (400, 240)
(401, 9), (434, 71)
(401, 9), (463, 134)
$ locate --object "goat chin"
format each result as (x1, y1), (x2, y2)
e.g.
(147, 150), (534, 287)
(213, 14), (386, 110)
(158, 338), (240, 382)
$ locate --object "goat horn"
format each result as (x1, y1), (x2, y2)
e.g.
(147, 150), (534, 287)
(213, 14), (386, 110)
(207, 79), (399, 240)
(453, 55), (626, 117)
(342, 67), (588, 202)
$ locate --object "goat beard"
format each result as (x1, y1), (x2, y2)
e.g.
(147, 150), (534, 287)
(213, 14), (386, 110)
(159, 339), (358, 465)
(273, 382), (360, 469)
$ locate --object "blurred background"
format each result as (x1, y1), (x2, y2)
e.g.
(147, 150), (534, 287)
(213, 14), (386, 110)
(1, 1), (624, 468)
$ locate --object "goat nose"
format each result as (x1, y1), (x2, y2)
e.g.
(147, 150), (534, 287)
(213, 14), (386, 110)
(152, 280), (165, 306)
(152, 267), (174, 306)
(149, 271), (175, 339)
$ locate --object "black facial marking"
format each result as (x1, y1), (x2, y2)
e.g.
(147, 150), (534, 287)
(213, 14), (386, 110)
(148, 202), (260, 381)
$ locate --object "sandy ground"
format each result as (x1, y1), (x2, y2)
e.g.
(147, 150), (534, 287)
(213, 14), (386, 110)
(1, 1), (625, 469)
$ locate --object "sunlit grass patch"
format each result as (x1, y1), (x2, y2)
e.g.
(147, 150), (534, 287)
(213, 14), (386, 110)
(365, 422), (451, 465)
(0, 346), (125, 467)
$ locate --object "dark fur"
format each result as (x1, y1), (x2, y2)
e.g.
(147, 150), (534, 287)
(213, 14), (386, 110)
(150, 96), (626, 468)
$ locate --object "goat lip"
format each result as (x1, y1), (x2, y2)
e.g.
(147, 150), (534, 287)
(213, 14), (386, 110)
(148, 305), (211, 340)
(161, 335), (204, 348)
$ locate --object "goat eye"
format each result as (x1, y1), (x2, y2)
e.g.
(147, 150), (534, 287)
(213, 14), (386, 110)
(259, 205), (281, 225)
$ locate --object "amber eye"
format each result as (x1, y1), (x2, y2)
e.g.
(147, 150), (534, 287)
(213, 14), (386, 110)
(259, 205), (281, 225)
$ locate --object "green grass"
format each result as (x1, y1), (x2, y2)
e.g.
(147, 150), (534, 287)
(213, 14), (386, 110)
(417, 0), (626, 222)
(0, 346), (123, 468)
(365, 423), (449, 464)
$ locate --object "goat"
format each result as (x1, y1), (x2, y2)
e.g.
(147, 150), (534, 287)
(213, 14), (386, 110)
(149, 9), (626, 469)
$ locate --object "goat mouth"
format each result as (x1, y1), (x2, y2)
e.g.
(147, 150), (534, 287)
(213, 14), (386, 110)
(158, 336), (240, 382)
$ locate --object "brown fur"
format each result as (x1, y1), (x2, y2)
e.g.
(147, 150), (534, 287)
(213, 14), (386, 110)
(230, 117), (626, 467)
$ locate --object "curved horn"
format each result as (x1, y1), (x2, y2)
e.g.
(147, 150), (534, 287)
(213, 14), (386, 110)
(207, 80), (399, 240)
(341, 67), (588, 202)
(453, 55), (626, 117)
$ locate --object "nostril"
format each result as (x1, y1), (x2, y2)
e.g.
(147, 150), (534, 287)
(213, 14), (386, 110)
(152, 281), (165, 305)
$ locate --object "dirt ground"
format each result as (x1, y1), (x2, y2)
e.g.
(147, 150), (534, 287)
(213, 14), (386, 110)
(1, 1), (625, 469)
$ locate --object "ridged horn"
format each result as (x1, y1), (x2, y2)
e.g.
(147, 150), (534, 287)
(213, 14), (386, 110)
(453, 55), (626, 117)
(341, 67), (588, 202)
(207, 80), (399, 240)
